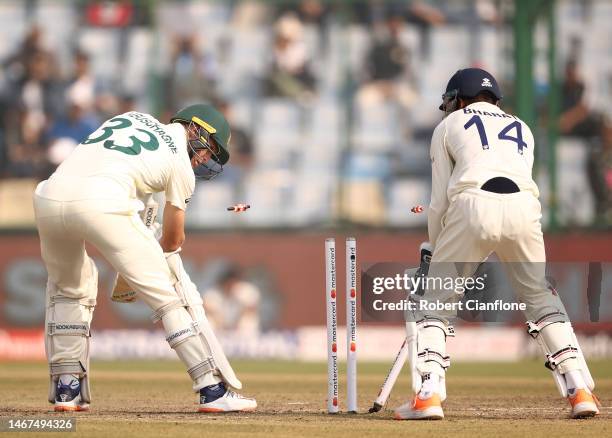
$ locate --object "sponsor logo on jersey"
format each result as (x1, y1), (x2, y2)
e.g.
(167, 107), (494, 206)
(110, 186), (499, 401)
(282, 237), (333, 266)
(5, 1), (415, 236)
(185, 198), (191, 204)
(481, 77), (492, 87)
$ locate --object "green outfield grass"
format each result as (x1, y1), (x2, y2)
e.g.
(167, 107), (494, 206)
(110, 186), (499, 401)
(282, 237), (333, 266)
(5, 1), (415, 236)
(1, 359), (611, 437)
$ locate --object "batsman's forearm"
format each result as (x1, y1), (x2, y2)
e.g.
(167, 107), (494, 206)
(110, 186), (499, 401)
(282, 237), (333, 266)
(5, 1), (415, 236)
(161, 202), (185, 251)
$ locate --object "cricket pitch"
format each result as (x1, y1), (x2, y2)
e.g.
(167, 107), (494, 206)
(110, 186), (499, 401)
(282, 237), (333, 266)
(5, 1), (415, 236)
(1, 359), (610, 437)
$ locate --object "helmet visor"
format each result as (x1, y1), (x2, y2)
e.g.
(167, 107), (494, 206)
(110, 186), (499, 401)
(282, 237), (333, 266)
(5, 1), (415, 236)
(194, 158), (223, 180)
(439, 89), (459, 114)
(187, 121), (224, 180)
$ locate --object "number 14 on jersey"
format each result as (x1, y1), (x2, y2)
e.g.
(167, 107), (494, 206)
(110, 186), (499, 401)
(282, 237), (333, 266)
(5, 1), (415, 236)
(464, 115), (528, 155)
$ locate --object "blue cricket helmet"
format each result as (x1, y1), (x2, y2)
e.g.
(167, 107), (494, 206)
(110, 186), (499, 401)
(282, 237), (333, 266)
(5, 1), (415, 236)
(439, 68), (502, 111)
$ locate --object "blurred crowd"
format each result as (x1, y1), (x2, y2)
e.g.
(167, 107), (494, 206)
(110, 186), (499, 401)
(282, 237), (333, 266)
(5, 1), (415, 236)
(0, 24), (136, 179)
(0, 0), (609, 228)
(1, 26), (93, 178)
(559, 57), (612, 226)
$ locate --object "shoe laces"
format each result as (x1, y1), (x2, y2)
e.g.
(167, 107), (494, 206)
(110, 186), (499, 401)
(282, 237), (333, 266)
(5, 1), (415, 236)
(226, 390), (250, 400)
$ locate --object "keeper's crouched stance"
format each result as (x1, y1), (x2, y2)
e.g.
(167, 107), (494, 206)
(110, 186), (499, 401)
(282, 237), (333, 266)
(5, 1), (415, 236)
(34, 104), (256, 412)
(394, 69), (599, 421)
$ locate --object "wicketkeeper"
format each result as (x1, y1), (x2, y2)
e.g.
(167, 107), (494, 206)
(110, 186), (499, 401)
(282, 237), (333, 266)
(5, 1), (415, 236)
(33, 103), (256, 412)
(394, 68), (599, 420)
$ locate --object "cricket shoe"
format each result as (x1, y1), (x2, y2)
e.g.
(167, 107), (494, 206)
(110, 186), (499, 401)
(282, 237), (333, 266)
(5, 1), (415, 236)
(198, 382), (257, 413)
(54, 375), (89, 412)
(394, 390), (444, 420)
(568, 388), (599, 419)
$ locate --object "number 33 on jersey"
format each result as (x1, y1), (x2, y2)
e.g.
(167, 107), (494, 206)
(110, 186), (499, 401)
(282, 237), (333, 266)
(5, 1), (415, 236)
(55, 111), (194, 210)
(83, 112), (179, 155)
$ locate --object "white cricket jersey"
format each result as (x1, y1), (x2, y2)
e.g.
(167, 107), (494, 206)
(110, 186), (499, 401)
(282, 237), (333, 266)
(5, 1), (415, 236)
(428, 102), (539, 245)
(39, 112), (195, 211)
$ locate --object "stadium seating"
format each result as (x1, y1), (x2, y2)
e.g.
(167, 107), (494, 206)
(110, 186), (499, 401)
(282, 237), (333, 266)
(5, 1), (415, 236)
(0, 0), (608, 230)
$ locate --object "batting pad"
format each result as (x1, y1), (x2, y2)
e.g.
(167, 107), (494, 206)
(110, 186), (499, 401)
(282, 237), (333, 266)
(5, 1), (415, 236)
(160, 305), (219, 391)
(46, 259), (97, 404)
(164, 250), (243, 390)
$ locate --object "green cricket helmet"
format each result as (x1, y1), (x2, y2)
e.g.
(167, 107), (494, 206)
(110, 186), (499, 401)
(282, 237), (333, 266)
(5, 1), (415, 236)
(170, 104), (231, 179)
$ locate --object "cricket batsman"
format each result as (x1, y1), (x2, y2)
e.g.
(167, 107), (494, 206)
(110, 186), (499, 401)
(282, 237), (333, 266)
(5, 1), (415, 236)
(33, 103), (257, 412)
(394, 68), (599, 420)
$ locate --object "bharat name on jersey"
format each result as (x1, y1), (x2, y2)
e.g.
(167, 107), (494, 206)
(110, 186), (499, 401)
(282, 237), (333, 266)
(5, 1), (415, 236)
(46, 112), (195, 211)
(432, 101), (539, 202)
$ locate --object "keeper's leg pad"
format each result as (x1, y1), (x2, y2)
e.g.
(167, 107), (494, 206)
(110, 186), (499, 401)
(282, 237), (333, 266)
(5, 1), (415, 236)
(162, 251), (242, 390)
(416, 317), (455, 401)
(46, 261), (97, 404)
(527, 312), (594, 397)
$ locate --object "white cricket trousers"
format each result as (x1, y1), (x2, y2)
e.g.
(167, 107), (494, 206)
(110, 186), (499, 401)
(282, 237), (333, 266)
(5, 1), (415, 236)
(33, 188), (181, 368)
(417, 188), (572, 377)
(34, 178), (222, 392)
(429, 188), (563, 322)
(34, 197), (179, 310)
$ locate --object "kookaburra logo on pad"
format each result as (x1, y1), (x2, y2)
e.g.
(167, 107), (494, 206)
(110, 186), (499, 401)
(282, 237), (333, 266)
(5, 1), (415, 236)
(481, 78), (492, 87)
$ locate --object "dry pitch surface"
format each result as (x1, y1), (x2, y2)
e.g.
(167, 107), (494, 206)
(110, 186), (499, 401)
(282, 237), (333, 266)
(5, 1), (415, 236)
(1, 359), (611, 437)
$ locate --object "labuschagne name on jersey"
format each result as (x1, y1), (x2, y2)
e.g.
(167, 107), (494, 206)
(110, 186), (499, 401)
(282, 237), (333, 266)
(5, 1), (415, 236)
(126, 112), (178, 154)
